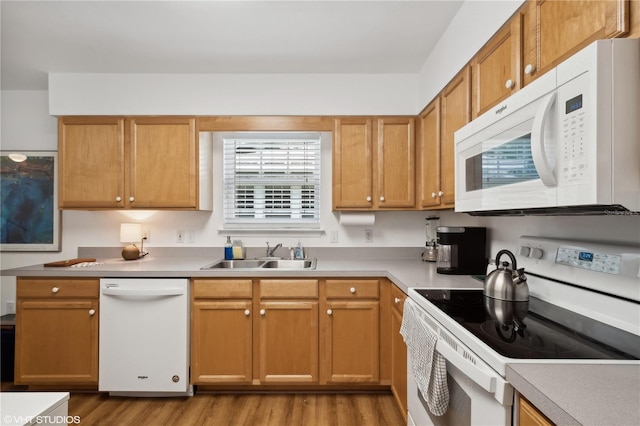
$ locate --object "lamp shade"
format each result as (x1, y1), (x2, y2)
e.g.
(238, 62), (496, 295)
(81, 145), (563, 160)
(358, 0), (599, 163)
(120, 223), (142, 243)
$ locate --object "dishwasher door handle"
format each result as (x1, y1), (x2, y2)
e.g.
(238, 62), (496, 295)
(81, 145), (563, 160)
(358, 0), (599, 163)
(102, 287), (185, 297)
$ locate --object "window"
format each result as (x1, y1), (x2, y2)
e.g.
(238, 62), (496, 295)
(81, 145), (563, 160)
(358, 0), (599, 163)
(223, 133), (321, 228)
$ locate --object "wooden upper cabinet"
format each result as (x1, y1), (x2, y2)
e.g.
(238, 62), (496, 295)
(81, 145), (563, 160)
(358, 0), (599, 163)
(375, 117), (415, 209)
(440, 66), (471, 208)
(417, 98), (442, 209)
(522, 0), (629, 85)
(59, 116), (203, 210)
(333, 117), (415, 210)
(471, 18), (522, 118)
(59, 116), (125, 208)
(333, 118), (374, 209)
(128, 117), (197, 209)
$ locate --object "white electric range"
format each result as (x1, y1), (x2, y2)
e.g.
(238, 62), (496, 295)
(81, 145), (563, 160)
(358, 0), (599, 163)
(405, 236), (640, 426)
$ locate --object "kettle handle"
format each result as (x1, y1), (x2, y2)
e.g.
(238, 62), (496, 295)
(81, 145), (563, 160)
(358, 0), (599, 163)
(495, 250), (517, 270)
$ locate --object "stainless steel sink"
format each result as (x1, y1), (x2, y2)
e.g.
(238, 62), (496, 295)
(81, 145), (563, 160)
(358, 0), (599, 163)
(262, 259), (316, 269)
(201, 259), (266, 269)
(200, 258), (316, 270)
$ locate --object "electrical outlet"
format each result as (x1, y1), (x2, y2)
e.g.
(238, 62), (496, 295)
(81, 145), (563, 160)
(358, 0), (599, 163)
(364, 229), (373, 243)
(330, 230), (339, 243)
(142, 229), (150, 242)
(6, 301), (16, 315)
(176, 230), (185, 243)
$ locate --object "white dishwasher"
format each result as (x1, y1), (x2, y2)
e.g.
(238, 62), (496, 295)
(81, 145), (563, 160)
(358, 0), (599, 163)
(99, 278), (192, 396)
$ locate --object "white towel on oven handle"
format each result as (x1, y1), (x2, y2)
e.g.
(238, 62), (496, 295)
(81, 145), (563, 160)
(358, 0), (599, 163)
(400, 298), (450, 416)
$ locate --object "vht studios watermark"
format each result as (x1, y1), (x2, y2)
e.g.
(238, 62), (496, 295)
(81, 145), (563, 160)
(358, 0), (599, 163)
(604, 210), (639, 216)
(3, 415), (81, 425)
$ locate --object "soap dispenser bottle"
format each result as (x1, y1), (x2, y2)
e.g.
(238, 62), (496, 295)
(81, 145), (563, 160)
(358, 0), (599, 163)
(224, 236), (233, 260)
(295, 242), (304, 260)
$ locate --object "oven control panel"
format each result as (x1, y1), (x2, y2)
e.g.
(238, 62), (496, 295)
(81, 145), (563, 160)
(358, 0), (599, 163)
(555, 247), (621, 274)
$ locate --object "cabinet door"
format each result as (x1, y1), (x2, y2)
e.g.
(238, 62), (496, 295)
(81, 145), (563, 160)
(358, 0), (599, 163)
(390, 287), (408, 421)
(524, 0), (629, 85)
(191, 300), (252, 384)
(333, 118), (374, 209)
(440, 66), (471, 207)
(128, 116), (197, 209)
(375, 117), (415, 208)
(58, 116), (125, 208)
(519, 396), (554, 426)
(257, 301), (319, 384)
(472, 19), (522, 118)
(15, 299), (98, 385)
(417, 98), (442, 209)
(321, 300), (379, 384)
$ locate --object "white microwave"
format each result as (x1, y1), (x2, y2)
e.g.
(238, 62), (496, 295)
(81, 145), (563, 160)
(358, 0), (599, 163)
(455, 39), (640, 215)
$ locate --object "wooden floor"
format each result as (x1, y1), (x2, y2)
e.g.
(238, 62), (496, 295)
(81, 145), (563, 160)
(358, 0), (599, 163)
(1, 384), (405, 426)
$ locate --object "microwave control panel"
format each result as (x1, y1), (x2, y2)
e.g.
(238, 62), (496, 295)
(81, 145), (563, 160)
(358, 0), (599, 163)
(560, 93), (587, 183)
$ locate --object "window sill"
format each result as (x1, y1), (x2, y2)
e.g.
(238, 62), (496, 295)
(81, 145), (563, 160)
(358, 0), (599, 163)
(218, 228), (325, 237)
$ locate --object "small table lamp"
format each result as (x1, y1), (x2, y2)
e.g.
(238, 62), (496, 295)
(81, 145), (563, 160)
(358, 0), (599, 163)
(120, 223), (142, 260)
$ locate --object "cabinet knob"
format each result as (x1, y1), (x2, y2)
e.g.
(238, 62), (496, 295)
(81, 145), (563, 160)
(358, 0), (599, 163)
(327, 309), (333, 315)
(505, 79), (515, 89)
(394, 297), (401, 304)
(438, 191), (444, 197)
(366, 196), (372, 202)
(244, 309), (250, 316)
(379, 196), (385, 202)
(129, 196), (135, 202)
(349, 287), (356, 294)
(89, 309), (96, 316)
(51, 287), (59, 294)
(524, 64), (536, 75)
(431, 192), (437, 198)
(260, 309), (266, 316)
(115, 196), (122, 202)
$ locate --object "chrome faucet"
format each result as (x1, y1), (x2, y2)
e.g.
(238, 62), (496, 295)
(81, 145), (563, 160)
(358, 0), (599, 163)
(266, 242), (282, 257)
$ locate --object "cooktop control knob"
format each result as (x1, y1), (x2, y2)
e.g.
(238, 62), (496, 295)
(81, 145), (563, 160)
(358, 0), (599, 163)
(530, 248), (544, 259)
(519, 246), (531, 257)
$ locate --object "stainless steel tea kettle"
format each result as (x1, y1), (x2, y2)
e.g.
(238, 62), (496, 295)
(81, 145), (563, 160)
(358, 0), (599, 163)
(483, 249), (529, 301)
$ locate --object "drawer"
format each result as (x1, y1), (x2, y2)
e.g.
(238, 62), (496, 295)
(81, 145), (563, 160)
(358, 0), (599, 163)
(326, 279), (379, 299)
(259, 279), (318, 299)
(17, 278), (99, 299)
(192, 279), (252, 299)
(390, 284), (407, 315)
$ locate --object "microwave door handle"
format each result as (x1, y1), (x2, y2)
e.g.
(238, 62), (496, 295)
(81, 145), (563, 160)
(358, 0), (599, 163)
(531, 92), (557, 186)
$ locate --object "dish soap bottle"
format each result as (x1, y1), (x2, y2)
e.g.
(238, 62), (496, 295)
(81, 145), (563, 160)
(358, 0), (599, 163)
(224, 236), (233, 260)
(295, 242), (304, 260)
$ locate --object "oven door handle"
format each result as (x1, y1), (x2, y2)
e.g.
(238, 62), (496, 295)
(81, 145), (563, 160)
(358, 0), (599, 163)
(435, 339), (496, 393)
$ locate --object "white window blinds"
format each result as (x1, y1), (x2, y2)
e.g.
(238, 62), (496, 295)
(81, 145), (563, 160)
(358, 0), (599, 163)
(223, 133), (321, 228)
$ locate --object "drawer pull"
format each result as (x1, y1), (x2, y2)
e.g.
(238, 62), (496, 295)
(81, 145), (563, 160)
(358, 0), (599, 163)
(52, 287), (59, 294)
(260, 309), (266, 316)
(129, 196), (135, 202)
(244, 309), (250, 316)
(350, 287), (356, 294)
(327, 309), (333, 315)
(366, 196), (372, 202)
(116, 196), (122, 202)
(89, 309), (96, 316)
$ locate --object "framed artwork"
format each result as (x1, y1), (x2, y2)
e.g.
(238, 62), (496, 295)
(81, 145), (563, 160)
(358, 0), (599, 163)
(1, 151), (60, 251)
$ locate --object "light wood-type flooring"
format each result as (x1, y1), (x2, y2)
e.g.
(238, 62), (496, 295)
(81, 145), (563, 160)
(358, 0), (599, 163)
(1, 384), (405, 426)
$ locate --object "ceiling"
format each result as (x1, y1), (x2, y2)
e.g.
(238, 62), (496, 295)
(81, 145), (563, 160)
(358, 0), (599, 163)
(1, 0), (465, 91)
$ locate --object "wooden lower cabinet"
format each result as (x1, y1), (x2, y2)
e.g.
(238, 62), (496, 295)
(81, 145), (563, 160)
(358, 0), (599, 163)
(390, 284), (408, 422)
(256, 279), (319, 384)
(320, 280), (380, 384)
(15, 278), (99, 386)
(191, 279), (253, 384)
(518, 395), (554, 426)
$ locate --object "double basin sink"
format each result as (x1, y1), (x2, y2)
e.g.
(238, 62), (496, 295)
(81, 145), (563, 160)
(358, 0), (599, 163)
(201, 258), (316, 270)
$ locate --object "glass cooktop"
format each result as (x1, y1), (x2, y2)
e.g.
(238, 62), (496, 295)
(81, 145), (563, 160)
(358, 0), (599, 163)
(415, 289), (640, 360)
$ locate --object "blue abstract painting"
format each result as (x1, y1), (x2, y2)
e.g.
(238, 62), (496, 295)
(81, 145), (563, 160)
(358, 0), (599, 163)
(1, 152), (60, 251)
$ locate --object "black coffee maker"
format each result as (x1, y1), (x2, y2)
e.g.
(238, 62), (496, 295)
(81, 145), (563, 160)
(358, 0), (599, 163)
(436, 226), (487, 275)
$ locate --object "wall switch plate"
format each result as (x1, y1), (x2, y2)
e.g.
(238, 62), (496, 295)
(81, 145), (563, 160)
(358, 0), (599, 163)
(330, 230), (339, 243)
(364, 229), (373, 243)
(186, 230), (195, 243)
(176, 230), (185, 243)
(6, 301), (16, 315)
